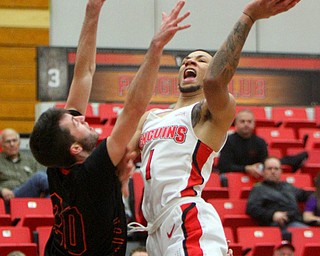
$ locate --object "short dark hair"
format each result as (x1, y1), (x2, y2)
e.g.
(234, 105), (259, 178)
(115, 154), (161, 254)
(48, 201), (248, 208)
(130, 246), (147, 255)
(30, 108), (76, 167)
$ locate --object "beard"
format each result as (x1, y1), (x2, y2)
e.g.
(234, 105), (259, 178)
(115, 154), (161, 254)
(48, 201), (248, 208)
(178, 84), (202, 93)
(78, 132), (99, 152)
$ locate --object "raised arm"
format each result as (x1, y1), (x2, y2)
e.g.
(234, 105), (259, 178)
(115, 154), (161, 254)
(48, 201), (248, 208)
(108, 0), (190, 166)
(204, 0), (301, 131)
(65, 0), (105, 114)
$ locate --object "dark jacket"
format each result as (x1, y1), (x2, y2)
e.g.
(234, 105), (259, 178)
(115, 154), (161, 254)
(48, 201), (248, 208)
(246, 180), (312, 226)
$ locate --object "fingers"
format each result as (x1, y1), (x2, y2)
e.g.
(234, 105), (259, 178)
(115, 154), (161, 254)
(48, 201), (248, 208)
(272, 0), (301, 14)
(227, 249), (233, 256)
(175, 11), (191, 30)
(170, 0), (187, 19)
(164, 0), (190, 28)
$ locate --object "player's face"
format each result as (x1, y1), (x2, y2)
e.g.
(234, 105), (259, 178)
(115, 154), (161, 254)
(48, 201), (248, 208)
(59, 114), (99, 151)
(178, 50), (212, 93)
(263, 158), (282, 183)
(235, 112), (255, 138)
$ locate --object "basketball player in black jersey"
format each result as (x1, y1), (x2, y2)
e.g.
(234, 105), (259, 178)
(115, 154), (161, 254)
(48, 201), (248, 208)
(29, 0), (191, 255)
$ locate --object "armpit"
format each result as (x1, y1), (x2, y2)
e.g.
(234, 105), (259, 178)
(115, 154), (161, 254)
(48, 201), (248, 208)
(191, 101), (211, 127)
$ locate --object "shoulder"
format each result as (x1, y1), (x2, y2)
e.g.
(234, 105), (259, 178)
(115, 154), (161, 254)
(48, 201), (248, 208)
(254, 134), (267, 144)
(307, 193), (316, 200)
(19, 151), (36, 161)
(227, 132), (237, 140)
(252, 181), (264, 190)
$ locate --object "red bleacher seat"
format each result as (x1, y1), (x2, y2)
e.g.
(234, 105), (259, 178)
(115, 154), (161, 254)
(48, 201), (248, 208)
(98, 103), (124, 125)
(237, 226), (282, 256)
(271, 106), (317, 139)
(35, 226), (52, 256)
(0, 226), (32, 243)
(10, 198), (54, 236)
(223, 227), (243, 255)
(271, 106), (313, 122)
(288, 227), (320, 256)
(0, 226), (37, 256)
(208, 198), (258, 242)
(299, 128), (320, 150)
(281, 173), (314, 190)
(300, 149), (320, 179)
(225, 173), (260, 199)
(0, 198), (12, 226)
(202, 172), (229, 200)
(235, 105), (276, 128)
(255, 126), (305, 156)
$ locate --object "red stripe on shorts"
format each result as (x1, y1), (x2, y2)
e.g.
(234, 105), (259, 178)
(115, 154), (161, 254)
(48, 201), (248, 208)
(180, 202), (203, 256)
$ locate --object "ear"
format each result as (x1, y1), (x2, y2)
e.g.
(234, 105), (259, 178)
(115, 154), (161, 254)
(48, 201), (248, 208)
(70, 142), (83, 156)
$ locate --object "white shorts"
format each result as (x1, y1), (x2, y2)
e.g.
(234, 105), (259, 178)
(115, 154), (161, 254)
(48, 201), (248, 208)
(146, 200), (228, 256)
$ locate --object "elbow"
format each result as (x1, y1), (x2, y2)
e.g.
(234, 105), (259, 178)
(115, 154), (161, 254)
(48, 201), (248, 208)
(203, 75), (226, 93)
(203, 76), (216, 88)
(88, 63), (96, 76)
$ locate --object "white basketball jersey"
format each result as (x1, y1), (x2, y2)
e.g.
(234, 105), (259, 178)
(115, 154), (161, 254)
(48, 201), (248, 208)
(139, 104), (220, 223)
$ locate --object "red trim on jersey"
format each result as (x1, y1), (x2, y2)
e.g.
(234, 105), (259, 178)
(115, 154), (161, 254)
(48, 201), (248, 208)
(181, 203), (203, 256)
(145, 149), (154, 180)
(181, 141), (213, 197)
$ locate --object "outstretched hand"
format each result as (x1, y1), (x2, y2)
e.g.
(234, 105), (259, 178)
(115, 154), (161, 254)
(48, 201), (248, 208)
(86, 0), (106, 17)
(244, 0), (301, 22)
(152, 0), (191, 49)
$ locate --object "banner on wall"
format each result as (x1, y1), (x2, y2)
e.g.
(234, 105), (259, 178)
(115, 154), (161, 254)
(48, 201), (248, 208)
(37, 47), (320, 106)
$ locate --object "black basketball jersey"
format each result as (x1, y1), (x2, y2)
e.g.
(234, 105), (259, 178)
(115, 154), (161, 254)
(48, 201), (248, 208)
(45, 138), (127, 255)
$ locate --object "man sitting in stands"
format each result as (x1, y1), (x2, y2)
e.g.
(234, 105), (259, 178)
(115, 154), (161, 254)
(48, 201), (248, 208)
(246, 156), (311, 240)
(0, 128), (48, 212)
(217, 110), (308, 182)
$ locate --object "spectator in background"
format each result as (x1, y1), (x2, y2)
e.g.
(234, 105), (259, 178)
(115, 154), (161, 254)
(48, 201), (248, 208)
(217, 109), (308, 181)
(303, 172), (320, 226)
(273, 240), (295, 256)
(130, 246), (148, 256)
(0, 128), (48, 210)
(7, 251), (26, 256)
(246, 156), (311, 240)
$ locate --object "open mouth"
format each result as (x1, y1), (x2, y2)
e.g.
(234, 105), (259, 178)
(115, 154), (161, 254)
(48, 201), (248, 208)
(184, 68), (196, 79)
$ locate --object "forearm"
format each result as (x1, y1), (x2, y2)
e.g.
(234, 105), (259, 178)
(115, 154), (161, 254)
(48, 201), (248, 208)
(218, 159), (245, 173)
(73, 2), (102, 79)
(303, 211), (320, 223)
(123, 41), (163, 117)
(66, 1), (104, 113)
(205, 14), (253, 91)
(106, 0), (190, 165)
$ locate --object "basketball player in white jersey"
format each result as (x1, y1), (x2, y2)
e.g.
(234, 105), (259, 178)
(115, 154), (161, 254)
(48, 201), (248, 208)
(127, 0), (301, 255)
